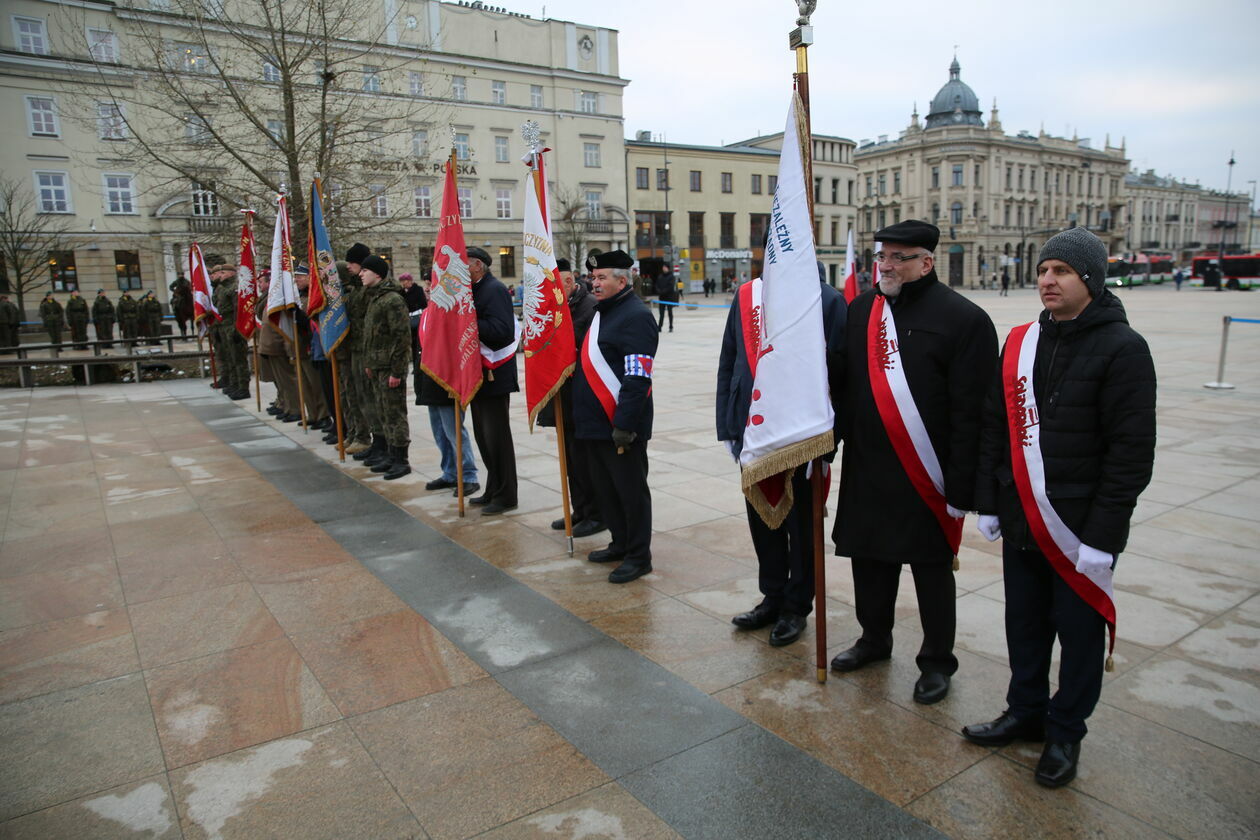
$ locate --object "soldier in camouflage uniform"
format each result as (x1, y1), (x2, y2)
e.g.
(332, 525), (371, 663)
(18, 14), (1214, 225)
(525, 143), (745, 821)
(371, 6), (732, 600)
(323, 261), (364, 450)
(139, 291), (163, 344)
(345, 244), (380, 461)
(117, 291), (139, 341)
(92, 290), (116, 347)
(211, 265), (250, 400)
(39, 292), (64, 345)
(359, 255), (411, 480)
(65, 290), (90, 348)
(0, 295), (20, 352)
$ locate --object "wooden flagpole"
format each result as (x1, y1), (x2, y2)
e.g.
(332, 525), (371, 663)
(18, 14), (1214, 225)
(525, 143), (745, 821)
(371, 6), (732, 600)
(253, 333), (261, 411)
(554, 392), (575, 557)
(205, 335), (219, 388)
(331, 355), (346, 461)
(454, 399), (466, 517)
(292, 321), (307, 432)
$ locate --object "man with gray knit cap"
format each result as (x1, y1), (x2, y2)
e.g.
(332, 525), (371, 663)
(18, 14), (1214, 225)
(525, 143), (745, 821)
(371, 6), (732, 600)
(963, 226), (1156, 789)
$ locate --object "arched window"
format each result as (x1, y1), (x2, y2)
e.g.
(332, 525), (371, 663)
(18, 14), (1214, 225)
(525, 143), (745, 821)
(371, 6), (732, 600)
(931, 202), (940, 221)
(951, 202), (963, 224)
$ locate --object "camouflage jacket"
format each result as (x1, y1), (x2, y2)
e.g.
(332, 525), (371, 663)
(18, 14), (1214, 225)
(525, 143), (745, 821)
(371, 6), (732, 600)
(361, 278), (410, 378)
(117, 295), (139, 321)
(66, 297), (89, 324)
(92, 297), (116, 322)
(39, 299), (63, 324)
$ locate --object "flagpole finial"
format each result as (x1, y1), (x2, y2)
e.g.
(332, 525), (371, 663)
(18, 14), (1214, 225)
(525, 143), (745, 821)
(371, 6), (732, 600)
(448, 124), (458, 149)
(795, 0), (817, 25)
(520, 120), (542, 151)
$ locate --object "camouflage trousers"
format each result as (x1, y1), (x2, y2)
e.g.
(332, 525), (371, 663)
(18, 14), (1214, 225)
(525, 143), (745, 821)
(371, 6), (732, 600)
(217, 330), (250, 392)
(369, 370), (409, 447)
(341, 353), (371, 444)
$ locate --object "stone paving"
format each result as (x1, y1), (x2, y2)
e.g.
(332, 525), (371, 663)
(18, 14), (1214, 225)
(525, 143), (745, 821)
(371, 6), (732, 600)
(0, 284), (1257, 839)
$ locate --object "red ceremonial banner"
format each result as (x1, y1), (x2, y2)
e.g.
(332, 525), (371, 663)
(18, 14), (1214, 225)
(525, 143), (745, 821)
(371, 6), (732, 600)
(190, 242), (219, 338)
(235, 213), (258, 339)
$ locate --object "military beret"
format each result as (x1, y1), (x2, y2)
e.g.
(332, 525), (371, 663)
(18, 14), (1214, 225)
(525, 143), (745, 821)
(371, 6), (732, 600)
(345, 242), (371, 264)
(874, 219), (940, 252)
(587, 250), (633, 270)
(556, 258), (571, 272)
(361, 254), (390, 279)
(466, 247), (492, 267)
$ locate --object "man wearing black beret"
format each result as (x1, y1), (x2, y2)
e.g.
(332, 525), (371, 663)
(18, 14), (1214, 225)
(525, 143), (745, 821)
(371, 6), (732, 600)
(830, 219), (997, 706)
(466, 246), (520, 515)
(573, 249), (658, 583)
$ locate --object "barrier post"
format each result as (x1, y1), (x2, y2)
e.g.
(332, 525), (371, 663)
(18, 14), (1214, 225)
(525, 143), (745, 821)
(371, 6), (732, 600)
(1204, 315), (1235, 390)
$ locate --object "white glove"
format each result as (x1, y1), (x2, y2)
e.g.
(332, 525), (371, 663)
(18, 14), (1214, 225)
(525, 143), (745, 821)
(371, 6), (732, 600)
(1076, 544), (1114, 576)
(723, 439), (739, 463)
(946, 504), (966, 520)
(977, 514), (1001, 542)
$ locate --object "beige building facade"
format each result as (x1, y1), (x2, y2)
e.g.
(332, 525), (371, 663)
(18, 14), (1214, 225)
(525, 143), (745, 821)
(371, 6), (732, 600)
(0, 0), (628, 318)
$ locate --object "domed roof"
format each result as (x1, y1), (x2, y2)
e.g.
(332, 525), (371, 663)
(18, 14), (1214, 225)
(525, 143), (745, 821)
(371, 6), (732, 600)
(925, 57), (984, 128)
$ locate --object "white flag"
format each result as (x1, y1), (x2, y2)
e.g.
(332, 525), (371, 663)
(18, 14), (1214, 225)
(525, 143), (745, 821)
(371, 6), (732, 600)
(738, 95), (834, 490)
(266, 195), (300, 342)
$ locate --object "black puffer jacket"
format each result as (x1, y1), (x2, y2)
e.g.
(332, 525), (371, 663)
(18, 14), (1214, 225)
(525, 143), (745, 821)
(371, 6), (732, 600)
(975, 289), (1156, 555)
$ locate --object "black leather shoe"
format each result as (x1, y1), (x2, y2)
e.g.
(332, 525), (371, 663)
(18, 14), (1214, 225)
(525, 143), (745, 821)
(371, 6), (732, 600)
(481, 501), (517, 515)
(550, 517), (567, 530)
(426, 477), (456, 491)
(769, 613), (807, 646)
(731, 603), (779, 631)
(280, 413), (301, 423)
(962, 712), (1046, 747)
(830, 645), (891, 673)
(608, 561), (651, 584)
(1035, 741), (1080, 788)
(469, 493), (491, 506)
(913, 672), (951, 705)
(267, 406), (282, 416)
(571, 519), (606, 538)
(587, 547), (624, 564)
(454, 482), (480, 497)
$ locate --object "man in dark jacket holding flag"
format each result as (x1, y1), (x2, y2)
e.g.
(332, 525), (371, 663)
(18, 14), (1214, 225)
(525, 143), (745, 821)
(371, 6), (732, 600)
(467, 246), (519, 515)
(963, 227), (1155, 788)
(574, 250), (658, 584)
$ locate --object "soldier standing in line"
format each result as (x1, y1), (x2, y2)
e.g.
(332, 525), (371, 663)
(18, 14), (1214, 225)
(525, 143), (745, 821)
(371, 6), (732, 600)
(323, 260), (365, 450)
(212, 264), (249, 400)
(92, 289), (116, 348)
(139, 291), (163, 344)
(292, 263), (330, 426)
(65, 290), (90, 349)
(359, 255), (411, 480)
(117, 291), (139, 342)
(0, 294), (22, 352)
(348, 244), (387, 464)
(40, 292), (64, 345)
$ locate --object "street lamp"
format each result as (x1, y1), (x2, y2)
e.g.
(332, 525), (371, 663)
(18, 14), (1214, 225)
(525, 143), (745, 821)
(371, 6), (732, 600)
(1247, 179), (1257, 254)
(1217, 152), (1235, 291)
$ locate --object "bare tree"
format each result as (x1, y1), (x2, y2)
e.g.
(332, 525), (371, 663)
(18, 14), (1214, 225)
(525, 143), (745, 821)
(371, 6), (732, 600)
(0, 178), (77, 317)
(56, 0), (450, 244)
(551, 184), (593, 270)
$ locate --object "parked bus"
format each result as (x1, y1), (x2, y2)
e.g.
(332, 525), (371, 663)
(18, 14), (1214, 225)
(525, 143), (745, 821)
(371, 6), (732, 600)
(1105, 258), (1131, 287)
(1130, 253), (1174, 285)
(1191, 255), (1259, 290)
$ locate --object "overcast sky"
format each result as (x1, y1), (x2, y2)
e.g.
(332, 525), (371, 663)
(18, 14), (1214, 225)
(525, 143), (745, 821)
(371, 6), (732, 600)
(532, 0), (1259, 203)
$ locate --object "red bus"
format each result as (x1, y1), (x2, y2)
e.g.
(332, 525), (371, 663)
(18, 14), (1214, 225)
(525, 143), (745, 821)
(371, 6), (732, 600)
(1192, 255), (1259, 290)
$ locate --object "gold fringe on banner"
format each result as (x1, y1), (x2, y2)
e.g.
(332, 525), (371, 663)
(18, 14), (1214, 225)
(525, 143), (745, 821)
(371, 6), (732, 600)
(741, 430), (834, 528)
(526, 362), (575, 432)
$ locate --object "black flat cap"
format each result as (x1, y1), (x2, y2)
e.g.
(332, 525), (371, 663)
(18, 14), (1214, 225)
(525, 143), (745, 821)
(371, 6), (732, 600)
(874, 219), (939, 252)
(587, 250), (633, 270)
(466, 247), (492, 267)
(345, 242), (370, 264)
(556, 258), (571, 272)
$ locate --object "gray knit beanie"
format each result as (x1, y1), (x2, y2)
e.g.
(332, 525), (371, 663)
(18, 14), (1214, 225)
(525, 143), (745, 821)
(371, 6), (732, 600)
(1037, 227), (1108, 297)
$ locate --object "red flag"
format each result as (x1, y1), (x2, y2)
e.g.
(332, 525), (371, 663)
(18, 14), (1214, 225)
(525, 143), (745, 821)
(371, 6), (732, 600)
(419, 154), (481, 405)
(235, 212), (258, 339)
(190, 242), (219, 338)
(306, 190), (325, 317)
(842, 228), (859, 303)
(521, 146), (576, 429)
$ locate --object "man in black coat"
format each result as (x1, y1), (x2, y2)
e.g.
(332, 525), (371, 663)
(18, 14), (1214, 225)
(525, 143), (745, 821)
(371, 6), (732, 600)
(963, 227), (1156, 788)
(538, 258), (603, 537)
(719, 262), (847, 646)
(467, 246), (519, 515)
(830, 220), (998, 706)
(573, 250), (658, 584)
(654, 265), (678, 332)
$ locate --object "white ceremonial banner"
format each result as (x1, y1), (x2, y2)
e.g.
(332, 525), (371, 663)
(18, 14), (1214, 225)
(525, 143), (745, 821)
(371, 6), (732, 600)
(266, 197), (300, 342)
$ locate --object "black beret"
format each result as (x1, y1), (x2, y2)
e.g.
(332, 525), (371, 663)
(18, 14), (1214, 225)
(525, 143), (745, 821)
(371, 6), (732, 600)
(345, 242), (370, 264)
(586, 250), (633, 270)
(361, 255), (390, 279)
(556, 258), (571, 272)
(874, 219), (939, 252)
(466, 247), (492, 267)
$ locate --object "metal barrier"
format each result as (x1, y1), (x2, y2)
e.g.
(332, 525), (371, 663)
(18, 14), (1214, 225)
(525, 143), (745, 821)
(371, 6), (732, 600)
(1204, 316), (1260, 390)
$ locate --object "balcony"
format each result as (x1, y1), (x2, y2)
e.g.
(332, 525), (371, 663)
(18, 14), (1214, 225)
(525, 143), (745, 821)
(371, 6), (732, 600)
(719, 235), (737, 249)
(688, 235), (705, 249)
(584, 220), (612, 234)
(187, 216), (233, 233)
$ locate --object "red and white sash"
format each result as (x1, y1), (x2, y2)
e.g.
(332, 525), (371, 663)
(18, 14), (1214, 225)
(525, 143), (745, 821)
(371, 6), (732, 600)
(581, 312), (620, 424)
(738, 279), (789, 508)
(867, 295), (963, 554)
(480, 318), (523, 370)
(1003, 322), (1116, 655)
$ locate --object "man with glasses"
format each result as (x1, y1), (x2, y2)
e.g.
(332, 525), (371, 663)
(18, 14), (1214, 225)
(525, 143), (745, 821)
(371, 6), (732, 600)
(830, 220), (997, 706)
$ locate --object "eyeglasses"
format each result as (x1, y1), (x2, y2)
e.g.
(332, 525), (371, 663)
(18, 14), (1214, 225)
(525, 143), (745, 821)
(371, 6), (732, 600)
(874, 251), (930, 265)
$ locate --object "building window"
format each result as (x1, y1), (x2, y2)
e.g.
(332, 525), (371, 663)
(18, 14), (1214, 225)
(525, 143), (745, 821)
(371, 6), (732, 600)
(814, 177), (822, 203)
(454, 133), (470, 160)
(893, 208), (901, 223)
(1004, 204), (1011, 226)
(370, 185), (387, 217)
(768, 175), (777, 193)
(931, 166), (940, 189)
(457, 186), (472, 218)
(690, 170), (702, 192)
(414, 186), (431, 217)
(635, 167), (649, 190)
(115, 250), (142, 290)
(174, 42), (211, 73)
(952, 164), (963, 187)
(530, 84), (543, 108)
(951, 202), (963, 224)
(494, 135), (509, 163)
(583, 142), (600, 168)
(579, 91), (598, 113)
(262, 60), (281, 82)
(49, 250), (78, 291)
(749, 213), (769, 249)
(657, 169), (669, 191)
(751, 174), (762, 195)
(1006, 166), (1013, 190)
(364, 130), (385, 155)
(689, 211), (705, 247)
(191, 181), (218, 216)
(831, 178), (839, 204)
(893, 171), (902, 194)
(362, 66), (381, 92)
(877, 174), (886, 195)
(877, 208), (886, 228)
(266, 119), (284, 143)
(1017, 207), (1024, 228)
(865, 175), (873, 197)
(719, 212), (736, 248)
(451, 75), (467, 101)
(88, 28), (118, 63)
(721, 172), (733, 194)
(1018, 168), (1025, 191)
(97, 103), (125, 140)
(585, 190), (602, 218)
(408, 71), (424, 96)
(103, 174), (135, 214)
(34, 171), (71, 213)
(931, 202), (939, 222)
(499, 246), (516, 278)
(14, 17), (48, 55)
(26, 96), (58, 137)
(412, 130), (428, 158)
(184, 113), (212, 143)
(495, 188), (512, 219)
(491, 80), (506, 104)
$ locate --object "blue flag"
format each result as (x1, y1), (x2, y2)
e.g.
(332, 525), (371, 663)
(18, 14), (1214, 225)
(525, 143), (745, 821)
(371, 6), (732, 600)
(309, 178), (348, 354)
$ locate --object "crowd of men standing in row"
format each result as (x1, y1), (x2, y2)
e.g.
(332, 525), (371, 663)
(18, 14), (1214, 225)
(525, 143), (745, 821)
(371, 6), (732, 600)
(0, 289), (169, 352)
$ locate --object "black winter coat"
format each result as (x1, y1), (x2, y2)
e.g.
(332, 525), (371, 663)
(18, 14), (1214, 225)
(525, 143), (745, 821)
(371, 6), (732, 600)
(471, 271), (519, 398)
(834, 271), (998, 563)
(975, 290), (1155, 555)
(573, 285), (657, 441)
(537, 282), (598, 428)
(716, 281), (847, 460)
(654, 272), (679, 302)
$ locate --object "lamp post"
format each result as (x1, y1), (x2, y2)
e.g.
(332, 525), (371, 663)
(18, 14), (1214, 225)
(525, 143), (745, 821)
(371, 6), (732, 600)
(1247, 179), (1256, 254)
(659, 134), (671, 265)
(1217, 152), (1234, 291)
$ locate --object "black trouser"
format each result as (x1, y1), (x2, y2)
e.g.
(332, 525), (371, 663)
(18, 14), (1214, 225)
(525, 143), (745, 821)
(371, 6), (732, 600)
(470, 392), (517, 505)
(583, 438), (651, 565)
(850, 556), (958, 676)
(563, 411), (598, 523)
(747, 468), (815, 616)
(1003, 544), (1106, 743)
(96, 320), (114, 345)
(657, 301), (673, 331)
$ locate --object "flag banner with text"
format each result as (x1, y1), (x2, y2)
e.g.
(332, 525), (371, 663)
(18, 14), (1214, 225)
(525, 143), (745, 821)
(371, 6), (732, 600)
(521, 146), (576, 429)
(738, 94), (835, 526)
(843, 227), (858, 303)
(308, 178), (348, 355)
(419, 155), (481, 405)
(266, 195), (300, 343)
(235, 214), (258, 340)
(190, 242), (219, 339)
